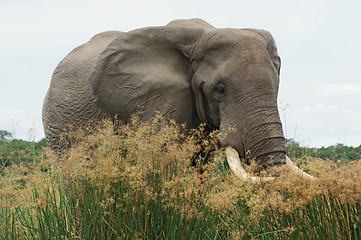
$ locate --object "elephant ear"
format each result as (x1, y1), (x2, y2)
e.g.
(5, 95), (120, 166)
(245, 29), (281, 75)
(88, 25), (205, 127)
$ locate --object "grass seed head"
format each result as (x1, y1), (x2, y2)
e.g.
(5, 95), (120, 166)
(1, 113), (361, 222)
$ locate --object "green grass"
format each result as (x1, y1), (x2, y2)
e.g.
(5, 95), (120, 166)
(1, 117), (360, 239)
(2, 180), (359, 239)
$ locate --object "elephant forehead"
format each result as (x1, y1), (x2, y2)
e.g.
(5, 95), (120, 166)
(195, 46), (271, 77)
(194, 30), (269, 65)
(198, 29), (266, 52)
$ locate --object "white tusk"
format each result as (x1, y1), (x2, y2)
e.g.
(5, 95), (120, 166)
(225, 147), (315, 182)
(286, 156), (315, 180)
(225, 146), (274, 183)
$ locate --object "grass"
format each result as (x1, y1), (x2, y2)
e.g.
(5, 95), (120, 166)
(1, 114), (360, 239)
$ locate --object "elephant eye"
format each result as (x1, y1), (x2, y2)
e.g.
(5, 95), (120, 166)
(213, 83), (226, 99)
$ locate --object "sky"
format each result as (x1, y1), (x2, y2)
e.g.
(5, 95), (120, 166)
(0, 0), (360, 147)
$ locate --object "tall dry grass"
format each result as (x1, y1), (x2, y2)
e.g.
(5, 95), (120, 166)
(1, 114), (360, 239)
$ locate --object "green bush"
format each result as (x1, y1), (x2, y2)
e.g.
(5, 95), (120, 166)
(0, 135), (46, 168)
(286, 139), (361, 163)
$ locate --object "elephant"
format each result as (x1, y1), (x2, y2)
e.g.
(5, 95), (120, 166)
(43, 18), (313, 182)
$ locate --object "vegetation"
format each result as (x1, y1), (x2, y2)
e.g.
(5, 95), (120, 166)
(0, 118), (360, 239)
(0, 130), (12, 141)
(0, 131), (46, 168)
(286, 138), (361, 163)
(1, 129), (360, 169)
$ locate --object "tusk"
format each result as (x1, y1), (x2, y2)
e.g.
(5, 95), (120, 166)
(225, 146), (274, 183)
(225, 147), (315, 182)
(286, 156), (315, 180)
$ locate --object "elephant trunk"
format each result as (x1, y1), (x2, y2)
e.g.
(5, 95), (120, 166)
(243, 105), (286, 168)
(221, 104), (315, 182)
(220, 104), (287, 169)
(245, 125), (286, 169)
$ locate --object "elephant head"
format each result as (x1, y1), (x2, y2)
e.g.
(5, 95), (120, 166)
(87, 19), (312, 181)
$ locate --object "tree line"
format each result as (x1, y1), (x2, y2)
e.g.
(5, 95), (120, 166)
(286, 138), (361, 163)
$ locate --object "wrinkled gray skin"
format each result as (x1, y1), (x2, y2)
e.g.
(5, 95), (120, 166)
(43, 18), (286, 168)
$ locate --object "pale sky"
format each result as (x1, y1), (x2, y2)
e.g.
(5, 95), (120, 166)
(0, 0), (360, 147)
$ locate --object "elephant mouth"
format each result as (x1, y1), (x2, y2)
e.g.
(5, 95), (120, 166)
(224, 146), (315, 182)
